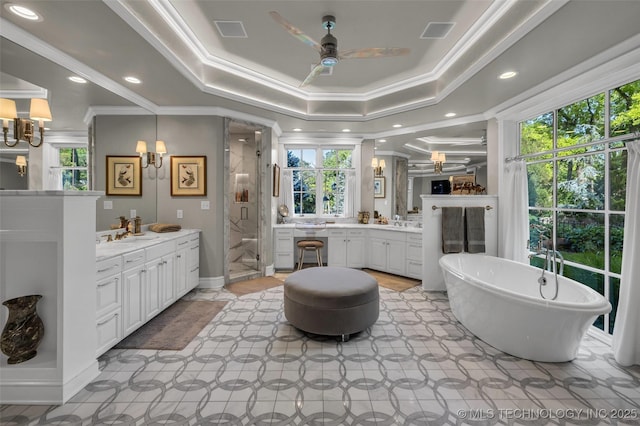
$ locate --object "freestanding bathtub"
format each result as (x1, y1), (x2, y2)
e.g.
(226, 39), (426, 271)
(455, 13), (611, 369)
(439, 253), (611, 362)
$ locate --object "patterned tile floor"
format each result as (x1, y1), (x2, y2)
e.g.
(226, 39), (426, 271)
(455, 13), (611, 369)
(2, 284), (640, 425)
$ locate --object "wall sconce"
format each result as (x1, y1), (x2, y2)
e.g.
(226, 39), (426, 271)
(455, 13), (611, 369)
(136, 140), (167, 168)
(15, 155), (27, 177)
(431, 151), (446, 174)
(371, 157), (386, 176)
(0, 98), (52, 148)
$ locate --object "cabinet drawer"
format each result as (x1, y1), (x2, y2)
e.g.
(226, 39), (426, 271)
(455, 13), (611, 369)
(122, 249), (145, 269)
(407, 233), (422, 245)
(96, 310), (121, 356)
(188, 243), (200, 267)
(146, 241), (176, 260)
(97, 274), (120, 317)
(275, 229), (294, 237)
(406, 260), (423, 280)
(347, 230), (366, 237)
(96, 256), (122, 281)
(328, 229), (346, 237)
(176, 235), (191, 248)
(275, 252), (294, 269)
(275, 236), (293, 252)
(406, 243), (422, 261)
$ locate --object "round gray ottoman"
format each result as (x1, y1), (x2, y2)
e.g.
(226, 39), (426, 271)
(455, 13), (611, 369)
(284, 267), (379, 341)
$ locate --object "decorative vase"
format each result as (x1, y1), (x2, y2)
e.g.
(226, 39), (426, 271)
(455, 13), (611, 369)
(1, 295), (44, 364)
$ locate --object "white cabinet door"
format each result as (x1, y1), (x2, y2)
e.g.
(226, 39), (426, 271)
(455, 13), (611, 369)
(161, 256), (174, 309)
(347, 237), (365, 268)
(145, 260), (162, 321)
(328, 234), (347, 267)
(174, 248), (188, 298)
(122, 264), (145, 335)
(96, 311), (121, 356)
(369, 238), (387, 270)
(386, 239), (406, 276)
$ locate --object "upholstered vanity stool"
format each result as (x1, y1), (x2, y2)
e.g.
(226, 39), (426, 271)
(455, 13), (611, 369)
(296, 240), (324, 270)
(284, 267), (379, 341)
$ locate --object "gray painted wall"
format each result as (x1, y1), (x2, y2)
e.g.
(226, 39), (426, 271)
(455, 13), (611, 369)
(94, 115), (225, 279)
(0, 161), (28, 189)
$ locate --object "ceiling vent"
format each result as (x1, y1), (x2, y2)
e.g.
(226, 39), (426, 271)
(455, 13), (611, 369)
(420, 22), (455, 39)
(214, 21), (248, 38)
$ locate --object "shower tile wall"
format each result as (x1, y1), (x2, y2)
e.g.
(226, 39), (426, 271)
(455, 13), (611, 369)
(229, 137), (258, 269)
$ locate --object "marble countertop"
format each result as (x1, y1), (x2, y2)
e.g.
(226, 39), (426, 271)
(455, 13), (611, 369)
(273, 223), (422, 234)
(96, 229), (199, 261)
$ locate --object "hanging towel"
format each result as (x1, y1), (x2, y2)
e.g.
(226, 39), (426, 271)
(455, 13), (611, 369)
(442, 207), (464, 253)
(465, 207), (486, 253)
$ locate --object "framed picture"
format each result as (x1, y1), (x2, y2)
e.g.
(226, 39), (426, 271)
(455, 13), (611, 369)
(451, 174), (476, 194)
(272, 163), (280, 197)
(106, 156), (142, 196)
(374, 176), (386, 198)
(171, 156), (207, 196)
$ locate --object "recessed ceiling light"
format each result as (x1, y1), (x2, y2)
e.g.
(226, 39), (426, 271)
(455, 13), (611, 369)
(445, 112), (456, 118)
(393, 124), (402, 128)
(238, 138), (246, 142)
(68, 76), (87, 84)
(124, 76), (141, 84)
(5, 4), (41, 21)
(378, 139), (387, 143)
(499, 71), (517, 79)
(293, 128), (302, 132)
(342, 129), (351, 132)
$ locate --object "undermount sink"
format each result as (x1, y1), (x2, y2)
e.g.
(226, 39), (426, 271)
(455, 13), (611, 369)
(129, 235), (159, 240)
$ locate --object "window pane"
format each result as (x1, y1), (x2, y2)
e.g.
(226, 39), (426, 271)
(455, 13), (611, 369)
(527, 162), (553, 208)
(557, 211), (605, 267)
(292, 170), (316, 214)
(609, 149), (627, 211)
(610, 214), (624, 274)
(610, 79), (640, 137)
(62, 169), (87, 190)
(520, 112), (553, 155)
(301, 149), (316, 168)
(323, 149), (352, 169)
(287, 149), (301, 167)
(557, 153), (605, 210)
(322, 170), (346, 215)
(610, 276), (620, 335)
(528, 209), (553, 251)
(75, 148), (88, 167)
(557, 94), (605, 146)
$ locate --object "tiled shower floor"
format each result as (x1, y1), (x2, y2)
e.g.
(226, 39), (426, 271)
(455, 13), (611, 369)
(2, 285), (640, 425)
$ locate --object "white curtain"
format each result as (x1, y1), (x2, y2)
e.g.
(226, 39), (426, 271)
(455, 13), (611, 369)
(612, 140), (640, 366)
(500, 159), (530, 263)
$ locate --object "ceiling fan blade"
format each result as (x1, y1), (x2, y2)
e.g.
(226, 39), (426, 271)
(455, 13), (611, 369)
(339, 47), (410, 59)
(269, 11), (321, 52)
(300, 63), (325, 87)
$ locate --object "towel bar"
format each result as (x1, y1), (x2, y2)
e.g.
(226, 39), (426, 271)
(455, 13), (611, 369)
(432, 205), (493, 211)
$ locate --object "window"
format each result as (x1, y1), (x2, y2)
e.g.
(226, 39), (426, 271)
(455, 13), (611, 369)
(286, 146), (355, 217)
(57, 147), (88, 190)
(520, 78), (640, 335)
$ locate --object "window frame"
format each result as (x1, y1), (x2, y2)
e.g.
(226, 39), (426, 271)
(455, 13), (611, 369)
(283, 143), (358, 219)
(519, 82), (638, 336)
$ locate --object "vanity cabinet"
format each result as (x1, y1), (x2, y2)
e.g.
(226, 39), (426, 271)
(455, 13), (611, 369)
(328, 229), (365, 268)
(368, 230), (406, 276)
(95, 230), (201, 356)
(121, 250), (146, 336)
(96, 256), (122, 356)
(274, 228), (294, 270)
(405, 233), (423, 280)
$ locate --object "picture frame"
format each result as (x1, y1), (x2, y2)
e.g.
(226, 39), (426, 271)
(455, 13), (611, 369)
(170, 156), (207, 196)
(374, 176), (386, 198)
(451, 174), (476, 195)
(272, 163), (280, 197)
(106, 156), (142, 196)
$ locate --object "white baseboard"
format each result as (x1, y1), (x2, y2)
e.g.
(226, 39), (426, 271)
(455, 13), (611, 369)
(198, 276), (224, 289)
(265, 264), (275, 276)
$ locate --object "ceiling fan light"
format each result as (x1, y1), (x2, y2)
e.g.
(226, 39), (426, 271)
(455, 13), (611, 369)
(320, 56), (338, 67)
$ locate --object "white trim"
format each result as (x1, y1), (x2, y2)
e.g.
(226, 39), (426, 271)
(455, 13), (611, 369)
(198, 276), (224, 289)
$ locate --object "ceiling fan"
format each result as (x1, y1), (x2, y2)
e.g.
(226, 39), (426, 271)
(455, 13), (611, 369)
(269, 11), (410, 87)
